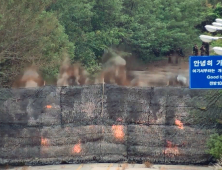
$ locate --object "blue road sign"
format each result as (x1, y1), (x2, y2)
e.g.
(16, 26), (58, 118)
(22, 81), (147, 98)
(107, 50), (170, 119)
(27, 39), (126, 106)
(189, 56), (222, 89)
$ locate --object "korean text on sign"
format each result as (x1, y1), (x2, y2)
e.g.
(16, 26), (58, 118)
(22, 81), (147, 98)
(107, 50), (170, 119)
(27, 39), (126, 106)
(190, 56), (222, 89)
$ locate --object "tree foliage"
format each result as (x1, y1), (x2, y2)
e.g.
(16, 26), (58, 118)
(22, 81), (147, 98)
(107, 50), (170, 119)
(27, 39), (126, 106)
(0, 0), (74, 87)
(48, 0), (126, 71)
(0, 0), (219, 86)
(209, 2), (222, 55)
(207, 133), (222, 159)
(122, 0), (207, 60)
(49, 0), (208, 65)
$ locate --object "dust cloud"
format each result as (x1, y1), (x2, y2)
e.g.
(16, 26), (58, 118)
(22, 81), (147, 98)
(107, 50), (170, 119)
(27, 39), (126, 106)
(93, 49), (189, 87)
(13, 48), (189, 88)
(57, 57), (89, 86)
(12, 66), (45, 88)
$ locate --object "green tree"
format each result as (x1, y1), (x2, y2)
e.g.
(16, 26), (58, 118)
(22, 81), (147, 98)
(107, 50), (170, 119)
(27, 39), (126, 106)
(50, 0), (209, 65)
(49, 0), (128, 74)
(196, 2), (222, 33)
(207, 2), (222, 55)
(122, 0), (207, 61)
(0, 0), (74, 87)
(207, 133), (222, 159)
(49, 0), (99, 70)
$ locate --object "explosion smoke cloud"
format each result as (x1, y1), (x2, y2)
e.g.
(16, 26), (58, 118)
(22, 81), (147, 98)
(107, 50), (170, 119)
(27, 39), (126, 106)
(13, 48), (188, 88)
(13, 66), (44, 88)
(57, 57), (89, 86)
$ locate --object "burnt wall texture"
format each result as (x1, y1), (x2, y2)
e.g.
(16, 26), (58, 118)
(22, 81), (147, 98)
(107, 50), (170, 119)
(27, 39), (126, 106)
(0, 85), (217, 166)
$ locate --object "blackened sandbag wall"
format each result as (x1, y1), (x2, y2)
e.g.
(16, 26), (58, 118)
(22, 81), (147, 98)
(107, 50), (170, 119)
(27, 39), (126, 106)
(0, 85), (215, 165)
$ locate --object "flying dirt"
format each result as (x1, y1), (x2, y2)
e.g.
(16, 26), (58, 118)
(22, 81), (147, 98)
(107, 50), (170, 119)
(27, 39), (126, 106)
(13, 49), (189, 88)
(12, 66), (45, 88)
(95, 54), (129, 86)
(57, 57), (89, 86)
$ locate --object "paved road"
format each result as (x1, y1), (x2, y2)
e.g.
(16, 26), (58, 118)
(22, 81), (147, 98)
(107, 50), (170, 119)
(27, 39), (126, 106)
(3, 163), (217, 170)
